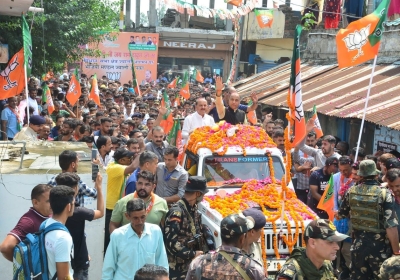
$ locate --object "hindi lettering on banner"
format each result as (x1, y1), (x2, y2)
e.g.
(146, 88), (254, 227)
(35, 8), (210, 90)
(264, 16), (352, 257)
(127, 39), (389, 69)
(82, 32), (159, 84)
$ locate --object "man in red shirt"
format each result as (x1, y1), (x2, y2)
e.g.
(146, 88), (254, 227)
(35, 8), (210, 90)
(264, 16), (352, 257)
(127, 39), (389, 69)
(0, 184), (53, 261)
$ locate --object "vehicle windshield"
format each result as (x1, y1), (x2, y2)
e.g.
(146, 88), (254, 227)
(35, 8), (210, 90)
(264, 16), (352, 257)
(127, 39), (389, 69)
(203, 155), (284, 185)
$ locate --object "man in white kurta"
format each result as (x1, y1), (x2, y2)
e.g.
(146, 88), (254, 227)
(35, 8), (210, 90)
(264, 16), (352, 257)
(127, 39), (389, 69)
(182, 98), (215, 142)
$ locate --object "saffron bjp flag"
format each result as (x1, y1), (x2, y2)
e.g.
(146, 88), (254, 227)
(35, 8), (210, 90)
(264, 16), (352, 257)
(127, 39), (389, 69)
(160, 109), (174, 135)
(174, 93), (181, 107)
(167, 78), (178, 89)
(317, 175), (335, 221)
(89, 74), (101, 106)
(311, 105), (323, 139)
(179, 71), (190, 99)
(66, 74), (81, 106)
(0, 48), (25, 100)
(193, 69), (204, 83)
(336, 0), (389, 68)
(246, 100), (257, 125)
(42, 84), (55, 114)
(288, 25), (306, 147)
(255, 9), (274, 28)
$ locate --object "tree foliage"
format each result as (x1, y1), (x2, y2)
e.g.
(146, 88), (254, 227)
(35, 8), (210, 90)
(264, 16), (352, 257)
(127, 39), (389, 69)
(0, 0), (119, 74)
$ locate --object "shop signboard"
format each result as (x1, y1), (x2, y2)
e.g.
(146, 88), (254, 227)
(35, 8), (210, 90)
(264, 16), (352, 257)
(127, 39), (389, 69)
(82, 32), (159, 84)
(377, 140), (397, 153)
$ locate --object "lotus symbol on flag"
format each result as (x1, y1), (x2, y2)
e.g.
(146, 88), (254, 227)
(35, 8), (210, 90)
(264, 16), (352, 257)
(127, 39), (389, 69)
(261, 15), (270, 25)
(342, 24), (370, 61)
(68, 83), (77, 95)
(0, 54), (20, 90)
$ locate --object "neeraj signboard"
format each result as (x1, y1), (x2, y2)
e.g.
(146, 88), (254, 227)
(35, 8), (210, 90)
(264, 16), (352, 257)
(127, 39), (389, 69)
(159, 40), (232, 51)
(81, 32), (159, 84)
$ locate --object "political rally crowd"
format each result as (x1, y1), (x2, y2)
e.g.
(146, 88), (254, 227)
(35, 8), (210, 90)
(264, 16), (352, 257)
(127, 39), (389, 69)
(1, 72), (400, 280)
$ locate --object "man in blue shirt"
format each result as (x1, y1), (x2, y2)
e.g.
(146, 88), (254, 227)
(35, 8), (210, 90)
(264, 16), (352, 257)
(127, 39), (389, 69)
(1, 97), (21, 140)
(125, 151), (158, 195)
(102, 198), (168, 280)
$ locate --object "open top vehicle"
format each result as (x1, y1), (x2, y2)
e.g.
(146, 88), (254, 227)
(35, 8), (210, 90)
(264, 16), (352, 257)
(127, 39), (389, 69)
(182, 121), (317, 273)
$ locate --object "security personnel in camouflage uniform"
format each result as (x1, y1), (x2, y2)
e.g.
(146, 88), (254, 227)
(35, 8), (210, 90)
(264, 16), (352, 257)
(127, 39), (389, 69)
(338, 159), (400, 280)
(275, 219), (348, 280)
(379, 255), (400, 280)
(163, 176), (209, 280)
(186, 213), (266, 280)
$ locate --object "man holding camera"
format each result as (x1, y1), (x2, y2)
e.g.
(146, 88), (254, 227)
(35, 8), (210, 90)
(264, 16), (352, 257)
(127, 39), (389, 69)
(163, 176), (209, 280)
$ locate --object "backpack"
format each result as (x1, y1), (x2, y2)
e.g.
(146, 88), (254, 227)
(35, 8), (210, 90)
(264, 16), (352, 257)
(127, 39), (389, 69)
(12, 220), (69, 280)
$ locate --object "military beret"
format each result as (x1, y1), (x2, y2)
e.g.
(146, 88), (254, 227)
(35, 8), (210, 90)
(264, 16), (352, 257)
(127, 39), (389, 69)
(30, 115), (46, 125)
(185, 176), (208, 194)
(243, 208), (266, 230)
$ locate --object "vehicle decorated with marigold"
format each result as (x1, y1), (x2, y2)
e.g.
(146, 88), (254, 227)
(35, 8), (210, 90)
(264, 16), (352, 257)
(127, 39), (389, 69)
(183, 121), (317, 274)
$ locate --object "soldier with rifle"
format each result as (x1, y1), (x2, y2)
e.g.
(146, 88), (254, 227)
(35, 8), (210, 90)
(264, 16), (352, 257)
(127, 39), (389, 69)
(163, 176), (213, 280)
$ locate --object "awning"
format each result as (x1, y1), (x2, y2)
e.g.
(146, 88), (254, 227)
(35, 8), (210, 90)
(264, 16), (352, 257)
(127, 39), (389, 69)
(234, 63), (400, 130)
(0, 0), (34, 16)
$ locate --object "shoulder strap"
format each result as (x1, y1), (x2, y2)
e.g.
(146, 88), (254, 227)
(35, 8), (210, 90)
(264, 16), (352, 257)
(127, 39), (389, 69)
(219, 251), (251, 280)
(43, 222), (69, 235)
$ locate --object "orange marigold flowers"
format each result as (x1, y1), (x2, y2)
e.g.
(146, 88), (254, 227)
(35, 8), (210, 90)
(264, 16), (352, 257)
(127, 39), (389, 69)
(187, 123), (276, 155)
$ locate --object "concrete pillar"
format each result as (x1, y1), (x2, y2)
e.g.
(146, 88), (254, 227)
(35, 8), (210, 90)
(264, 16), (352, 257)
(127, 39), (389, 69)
(149, 0), (157, 27)
(125, 0), (131, 29)
(136, 0), (140, 28)
(226, 4), (233, 31)
(210, 0), (215, 9)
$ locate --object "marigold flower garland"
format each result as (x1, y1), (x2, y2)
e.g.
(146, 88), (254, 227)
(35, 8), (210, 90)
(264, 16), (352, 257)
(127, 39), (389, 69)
(205, 178), (317, 258)
(186, 121), (276, 156)
(191, 121), (316, 263)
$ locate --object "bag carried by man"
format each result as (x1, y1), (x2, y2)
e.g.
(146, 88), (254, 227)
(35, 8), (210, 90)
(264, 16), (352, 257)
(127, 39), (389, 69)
(12, 221), (69, 280)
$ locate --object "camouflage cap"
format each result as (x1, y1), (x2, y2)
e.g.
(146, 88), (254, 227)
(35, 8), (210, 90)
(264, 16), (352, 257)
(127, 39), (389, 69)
(357, 159), (379, 177)
(304, 219), (349, 242)
(379, 255), (400, 280)
(220, 214), (255, 239)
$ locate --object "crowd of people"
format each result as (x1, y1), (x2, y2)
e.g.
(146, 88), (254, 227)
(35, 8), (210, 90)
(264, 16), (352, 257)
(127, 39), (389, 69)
(0, 71), (400, 280)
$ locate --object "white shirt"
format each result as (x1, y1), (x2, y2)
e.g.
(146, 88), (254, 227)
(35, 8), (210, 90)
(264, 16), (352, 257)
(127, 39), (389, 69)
(13, 126), (38, 141)
(19, 97), (39, 121)
(44, 218), (74, 279)
(182, 111), (215, 140)
(99, 150), (115, 169)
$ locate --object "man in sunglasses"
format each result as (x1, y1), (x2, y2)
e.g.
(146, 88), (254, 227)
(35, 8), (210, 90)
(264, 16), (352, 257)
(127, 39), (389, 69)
(309, 157), (339, 219)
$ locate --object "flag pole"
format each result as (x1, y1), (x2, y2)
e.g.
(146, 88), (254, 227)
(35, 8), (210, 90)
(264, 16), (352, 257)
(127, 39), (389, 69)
(354, 55), (378, 160)
(24, 64), (30, 126)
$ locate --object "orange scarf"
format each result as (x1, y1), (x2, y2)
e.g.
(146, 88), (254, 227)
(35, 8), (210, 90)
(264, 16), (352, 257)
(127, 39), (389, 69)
(133, 192), (155, 214)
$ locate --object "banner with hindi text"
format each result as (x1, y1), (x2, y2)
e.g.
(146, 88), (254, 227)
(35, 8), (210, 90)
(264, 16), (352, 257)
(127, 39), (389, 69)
(81, 32), (159, 84)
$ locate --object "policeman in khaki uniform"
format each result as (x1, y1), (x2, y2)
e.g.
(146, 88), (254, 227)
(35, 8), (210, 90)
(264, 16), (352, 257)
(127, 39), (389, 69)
(380, 255), (400, 280)
(275, 219), (349, 280)
(338, 159), (400, 280)
(163, 176), (209, 280)
(186, 213), (266, 280)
